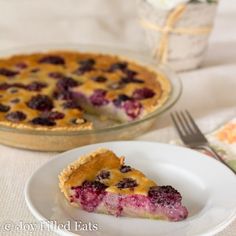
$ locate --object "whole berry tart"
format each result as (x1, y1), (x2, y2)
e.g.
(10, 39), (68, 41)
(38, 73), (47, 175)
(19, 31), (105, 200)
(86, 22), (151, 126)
(0, 51), (170, 131)
(59, 148), (188, 221)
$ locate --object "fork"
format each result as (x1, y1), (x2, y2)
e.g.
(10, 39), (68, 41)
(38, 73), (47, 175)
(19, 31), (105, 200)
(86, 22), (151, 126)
(171, 110), (236, 175)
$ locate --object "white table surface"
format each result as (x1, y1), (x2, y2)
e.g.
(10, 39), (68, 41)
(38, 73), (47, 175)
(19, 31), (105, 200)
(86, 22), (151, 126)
(0, 0), (235, 235)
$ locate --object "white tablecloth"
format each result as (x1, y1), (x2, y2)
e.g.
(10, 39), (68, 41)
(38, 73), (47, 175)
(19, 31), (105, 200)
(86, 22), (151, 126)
(0, 0), (235, 235)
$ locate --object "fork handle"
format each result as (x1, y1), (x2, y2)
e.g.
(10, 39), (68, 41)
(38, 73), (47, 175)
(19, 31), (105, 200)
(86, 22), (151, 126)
(204, 145), (236, 175)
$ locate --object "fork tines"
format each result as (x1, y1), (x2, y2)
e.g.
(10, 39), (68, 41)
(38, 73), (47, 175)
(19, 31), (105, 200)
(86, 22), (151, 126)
(171, 110), (208, 143)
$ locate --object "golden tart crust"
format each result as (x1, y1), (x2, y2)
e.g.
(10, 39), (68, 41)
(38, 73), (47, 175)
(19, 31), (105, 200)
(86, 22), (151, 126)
(59, 148), (157, 201)
(0, 51), (171, 131)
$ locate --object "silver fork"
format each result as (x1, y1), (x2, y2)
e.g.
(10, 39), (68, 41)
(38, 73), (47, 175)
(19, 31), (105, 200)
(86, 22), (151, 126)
(171, 110), (236, 175)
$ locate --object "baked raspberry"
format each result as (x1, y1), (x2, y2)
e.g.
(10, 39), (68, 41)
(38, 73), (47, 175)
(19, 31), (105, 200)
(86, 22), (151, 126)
(90, 89), (109, 106)
(79, 59), (95, 67)
(0, 68), (19, 77)
(109, 62), (127, 72)
(132, 88), (155, 100)
(75, 59), (95, 75)
(148, 186), (182, 206)
(116, 178), (138, 189)
(31, 117), (56, 126)
(124, 69), (137, 78)
(54, 77), (79, 101)
(48, 72), (65, 79)
(121, 77), (144, 84)
(92, 76), (107, 83)
(0, 83), (27, 90)
(56, 77), (79, 90)
(27, 82), (47, 91)
(27, 95), (53, 111)
(113, 94), (131, 107)
(41, 111), (65, 120)
(71, 181), (107, 212)
(39, 55), (65, 65)
(0, 104), (10, 112)
(120, 165), (131, 173)
(123, 100), (142, 119)
(6, 111), (26, 122)
(96, 170), (110, 181)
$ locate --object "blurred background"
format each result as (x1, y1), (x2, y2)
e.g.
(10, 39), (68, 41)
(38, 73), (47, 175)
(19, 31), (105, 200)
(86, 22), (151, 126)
(0, 0), (235, 134)
(0, 0), (235, 65)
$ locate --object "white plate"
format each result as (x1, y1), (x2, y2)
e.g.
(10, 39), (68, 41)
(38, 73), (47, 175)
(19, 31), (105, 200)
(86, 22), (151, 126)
(25, 141), (236, 236)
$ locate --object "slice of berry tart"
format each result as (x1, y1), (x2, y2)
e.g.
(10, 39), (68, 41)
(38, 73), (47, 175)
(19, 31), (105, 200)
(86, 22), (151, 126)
(0, 51), (170, 131)
(59, 148), (188, 221)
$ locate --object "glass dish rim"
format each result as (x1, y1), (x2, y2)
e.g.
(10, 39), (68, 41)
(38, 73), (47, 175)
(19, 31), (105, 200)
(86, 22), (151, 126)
(0, 43), (182, 136)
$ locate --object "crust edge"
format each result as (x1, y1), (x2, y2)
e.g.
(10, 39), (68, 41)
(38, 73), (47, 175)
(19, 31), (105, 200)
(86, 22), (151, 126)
(58, 148), (114, 198)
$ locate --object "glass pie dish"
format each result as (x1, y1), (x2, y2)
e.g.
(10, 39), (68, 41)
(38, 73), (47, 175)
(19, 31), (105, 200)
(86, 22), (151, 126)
(0, 44), (182, 151)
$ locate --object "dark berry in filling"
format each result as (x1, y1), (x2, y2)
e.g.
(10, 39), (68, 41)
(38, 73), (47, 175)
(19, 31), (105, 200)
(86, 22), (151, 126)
(56, 77), (79, 90)
(109, 62), (127, 72)
(91, 76), (107, 83)
(123, 100), (142, 119)
(120, 77), (144, 84)
(81, 180), (107, 190)
(113, 94), (131, 107)
(116, 178), (138, 189)
(71, 181), (107, 212)
(31, 117), (56, 126)
(132, 88), (155, 100)
(89, 89), (109, 106)
(48, 72), (65, 79)
(10, 83), (25, 89)
(27, 82), (47, 91)
(123, 69), (137, 78)
(0, 83), (24, 90)
(75, 59), (95, 75)
(27, 95), (53, 111)
(0, 82), (46, 91)
(38, 55), (65, 65)
(53, 77), (79, 101)
(79, 58), (95, 67)
(96, 170), (110, 181)
(148, 186), (182, 206)
(6, 111), (26, 122)
(120, 165), (132, 173)
(0, 104), (10, 112)
(41, 111), (65, 120)
(0, 68), (19, 77)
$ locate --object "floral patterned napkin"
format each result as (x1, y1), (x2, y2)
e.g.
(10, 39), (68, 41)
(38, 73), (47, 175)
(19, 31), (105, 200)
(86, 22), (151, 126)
(172, 118), (236, 171)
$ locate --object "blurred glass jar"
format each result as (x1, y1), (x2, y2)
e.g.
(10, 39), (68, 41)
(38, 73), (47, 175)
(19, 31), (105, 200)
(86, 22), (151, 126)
(138, 0), (219, 71)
